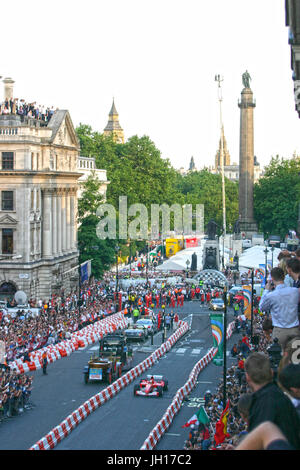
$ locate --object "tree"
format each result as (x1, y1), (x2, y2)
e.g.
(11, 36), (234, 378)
(175, 169), (239, 233)
(77, 173), (116, 278)
(254, 155), (300, 238)
(78, 215), (117, 278)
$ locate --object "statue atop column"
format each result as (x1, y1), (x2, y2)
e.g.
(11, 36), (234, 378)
(242, 70), (251, 89)
(233, 218), (240, 235)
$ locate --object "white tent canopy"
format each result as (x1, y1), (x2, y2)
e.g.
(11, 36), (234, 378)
(156, 246), (204, 271)
(238, 245), (280, 271)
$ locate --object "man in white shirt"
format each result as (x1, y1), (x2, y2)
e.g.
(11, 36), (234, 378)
(259, 267), (300, 349)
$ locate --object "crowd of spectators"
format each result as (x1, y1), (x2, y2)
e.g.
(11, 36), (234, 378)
(1, 246), (300, 445)
(0, 366), (33, 421)
(182, 256), (300, 450)
(0, 97), (55, 123)
(0, 283), (120, 363)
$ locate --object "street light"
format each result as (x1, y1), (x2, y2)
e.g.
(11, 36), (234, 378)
(161, 304), (166, 344)
(115, 245), (120, 293)
(186, 259), (190, 277)
(215, 74), (227, 270)
(250, 269), (254, 342)
(146, 240), (149, 286)
(126, 238), (132, 277)
(264, 243), (269, 285)
(271, 245), (275, 268)
(223, 285), (228, 408)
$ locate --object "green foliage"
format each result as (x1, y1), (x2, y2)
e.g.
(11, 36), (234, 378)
(175, 169), (239, 232)
(78, 215), (116, 278)
(77, 173), (104, 221)
(254, 155), (300, 238)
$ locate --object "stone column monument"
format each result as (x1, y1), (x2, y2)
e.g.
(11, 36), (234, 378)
(238, 71), (258, 236)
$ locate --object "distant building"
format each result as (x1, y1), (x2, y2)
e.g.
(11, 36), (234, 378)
(103, 99), (124, 143)
(77, 156), (109, 200)
(199, 127), (263, 183)
(188, 156), (196, 172)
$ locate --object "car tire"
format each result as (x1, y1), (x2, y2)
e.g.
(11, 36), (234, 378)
(163, 380), (168, 391)
(157, 386), (163, 397)
(134, 385), (139, 396)
(84, 373), (89, 384)
(108, 370), (112, 384)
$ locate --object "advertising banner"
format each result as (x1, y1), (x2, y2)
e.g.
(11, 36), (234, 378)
(209, 312), (224, 366)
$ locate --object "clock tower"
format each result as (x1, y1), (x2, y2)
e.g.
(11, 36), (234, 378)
(103, 99), (124, 143)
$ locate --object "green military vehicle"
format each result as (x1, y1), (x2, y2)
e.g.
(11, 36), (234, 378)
(83, 332), (133, 384)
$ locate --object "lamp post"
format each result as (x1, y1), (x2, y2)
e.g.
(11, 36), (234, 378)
(271, 245), (275, 268)
(126, 238), (132, 277)
(186, 259), (190, 277)
(215, 74), (226, 271)
(250, 268), (254, 342)
(223, 285), (228, 409)
(146, 240), (149, 286)
(115, 245), (120, 293)
(264, 244), (269, 285)
(161, 304), (166, 344)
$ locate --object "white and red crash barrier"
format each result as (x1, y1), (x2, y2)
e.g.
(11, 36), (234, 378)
(29, 320), (190, 450)
(140, 320), (236, 450)
(9, 312), (130, 374)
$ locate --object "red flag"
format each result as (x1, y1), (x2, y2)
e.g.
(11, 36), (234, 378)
(214, 400), (230, 445)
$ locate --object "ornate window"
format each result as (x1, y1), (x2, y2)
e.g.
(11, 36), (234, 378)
(2, 152), (14, 170)
(2, 228), (13, 254)
(1, 191), (14, 211)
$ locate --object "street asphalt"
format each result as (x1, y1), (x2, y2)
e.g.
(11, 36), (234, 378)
(0, 299), (240, 451)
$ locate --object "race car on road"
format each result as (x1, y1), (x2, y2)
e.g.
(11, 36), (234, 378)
(133, 375), (168, 397)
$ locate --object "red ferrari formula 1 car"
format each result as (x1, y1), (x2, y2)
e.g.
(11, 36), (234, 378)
(133, 375), (168, 397)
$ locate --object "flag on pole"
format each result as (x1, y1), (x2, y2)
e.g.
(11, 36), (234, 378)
(80, 260), (92, 283)
(242, 285), (252, 320)
(182, 406), (210, 428)
(214, 400), (230, 445)
(209, 312), (224, 366)
(256, 265), (265, 282)
(259, 263), (266, 288)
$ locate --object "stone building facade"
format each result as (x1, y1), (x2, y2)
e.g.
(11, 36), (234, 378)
(0, 84), (82, 300)
(77, 156), (109, 200)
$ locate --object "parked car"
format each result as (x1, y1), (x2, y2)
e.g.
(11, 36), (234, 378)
(124, 326), (147, 342)
(209, 298), (225, 311)
(242, 239), (252, 249)
(136, 318), (157, 335)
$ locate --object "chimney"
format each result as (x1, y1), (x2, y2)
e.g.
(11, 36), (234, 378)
(3, 77), (15, 101)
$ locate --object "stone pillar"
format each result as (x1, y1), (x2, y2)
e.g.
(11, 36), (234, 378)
(61, 190), (67, 253)
(238, 86), (257, 233)
(52, 191), (57, 256)
(42, 189), (52, 259)
(66, 189), (71, 252)
(70, 188), (76, 252)
(56, 190), (62, 257)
